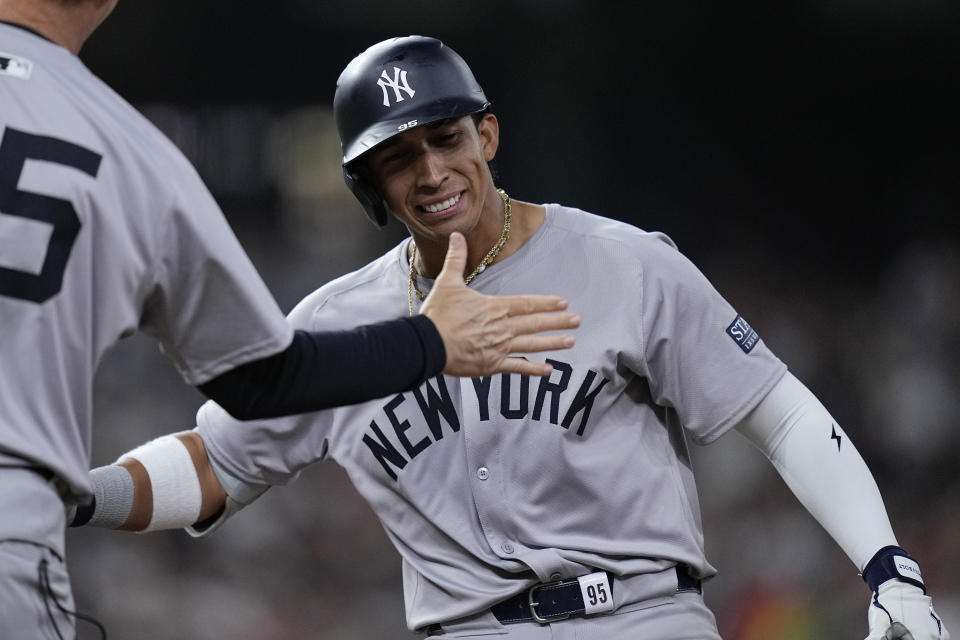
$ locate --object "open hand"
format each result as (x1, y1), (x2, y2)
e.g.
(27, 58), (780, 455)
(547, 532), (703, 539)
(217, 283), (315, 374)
(421, 232), (579, 377)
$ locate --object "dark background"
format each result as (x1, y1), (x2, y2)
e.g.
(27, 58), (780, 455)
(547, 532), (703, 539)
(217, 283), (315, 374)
(63, 1), (960, 638)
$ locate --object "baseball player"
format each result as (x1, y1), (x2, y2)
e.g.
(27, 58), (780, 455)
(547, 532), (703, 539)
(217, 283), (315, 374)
(0, 6), (579, 637)
(73, 36), (948, 640)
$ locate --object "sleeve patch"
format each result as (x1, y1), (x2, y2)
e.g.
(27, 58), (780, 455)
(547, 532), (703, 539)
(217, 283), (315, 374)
(726, 315), (760, 354)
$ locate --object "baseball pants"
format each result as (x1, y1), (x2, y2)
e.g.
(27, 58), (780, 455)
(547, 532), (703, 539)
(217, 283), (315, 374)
(0, 467), (76, 640)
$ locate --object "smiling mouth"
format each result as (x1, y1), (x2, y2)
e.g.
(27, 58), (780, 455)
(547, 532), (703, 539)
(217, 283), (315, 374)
(421, 192), (463, 215)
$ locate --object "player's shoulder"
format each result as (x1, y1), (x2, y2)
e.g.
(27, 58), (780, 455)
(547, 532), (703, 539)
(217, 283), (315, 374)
(286, 243), (406, 330)
(543, 203), (680, 257)
(1, 26), (193, 176)
(538, 203), (711, 287)
(75, 77), (192, 174)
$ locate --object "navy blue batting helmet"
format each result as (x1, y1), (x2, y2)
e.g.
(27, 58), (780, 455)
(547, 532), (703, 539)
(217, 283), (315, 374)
(334, 36), (490, 227)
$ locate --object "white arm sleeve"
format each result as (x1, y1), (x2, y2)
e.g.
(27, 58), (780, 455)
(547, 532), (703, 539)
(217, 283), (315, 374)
(734, 371), (898, 572)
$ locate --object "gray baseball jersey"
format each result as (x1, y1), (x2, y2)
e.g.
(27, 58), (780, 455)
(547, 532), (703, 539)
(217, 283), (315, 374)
(197, 204), (786, 631)
(0, 24), (293, 500)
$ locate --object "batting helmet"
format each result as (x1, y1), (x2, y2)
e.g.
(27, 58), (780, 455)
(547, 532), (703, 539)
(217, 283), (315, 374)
(334, 36), (491, 227)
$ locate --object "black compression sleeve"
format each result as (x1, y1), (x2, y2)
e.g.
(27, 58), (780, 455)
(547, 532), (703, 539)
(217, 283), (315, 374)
(197, 315), (446, 420)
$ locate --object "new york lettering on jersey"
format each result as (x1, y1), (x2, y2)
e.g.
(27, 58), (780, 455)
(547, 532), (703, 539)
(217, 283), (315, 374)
(362, 360), (611, 481)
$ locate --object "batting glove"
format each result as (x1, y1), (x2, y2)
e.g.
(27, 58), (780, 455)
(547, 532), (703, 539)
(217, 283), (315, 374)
(863, 546), (949, 640)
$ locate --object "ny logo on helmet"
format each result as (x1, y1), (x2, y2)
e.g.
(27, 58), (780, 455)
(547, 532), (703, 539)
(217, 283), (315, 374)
(377, 66), (416, 107)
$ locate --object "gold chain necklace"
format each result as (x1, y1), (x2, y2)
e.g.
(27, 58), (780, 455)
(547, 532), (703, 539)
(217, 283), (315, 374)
(408, 188), (512, 316)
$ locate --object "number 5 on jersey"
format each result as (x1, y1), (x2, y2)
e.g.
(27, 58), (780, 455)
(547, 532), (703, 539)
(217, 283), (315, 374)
(0, 127), (101, 303)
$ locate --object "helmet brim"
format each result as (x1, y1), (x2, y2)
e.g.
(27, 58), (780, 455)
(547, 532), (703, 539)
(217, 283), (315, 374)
(341, 97), (490, 166)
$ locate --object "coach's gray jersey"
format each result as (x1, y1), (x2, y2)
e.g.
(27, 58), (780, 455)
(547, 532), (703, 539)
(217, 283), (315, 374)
(197, 204), (787, 631)
(0, 25), (292, 498)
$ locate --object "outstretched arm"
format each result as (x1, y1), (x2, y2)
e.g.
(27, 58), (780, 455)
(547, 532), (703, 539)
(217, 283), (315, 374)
(71, 431), (229, 533)
(198, 232), (579, 420)
(735, 372), (948, 640)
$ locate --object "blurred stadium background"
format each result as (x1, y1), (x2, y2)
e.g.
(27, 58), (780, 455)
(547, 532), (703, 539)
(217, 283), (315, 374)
(66, 1), (959, 638)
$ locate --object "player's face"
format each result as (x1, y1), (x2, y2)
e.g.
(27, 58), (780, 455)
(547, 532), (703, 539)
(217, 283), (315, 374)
(367, 114), (500, 245)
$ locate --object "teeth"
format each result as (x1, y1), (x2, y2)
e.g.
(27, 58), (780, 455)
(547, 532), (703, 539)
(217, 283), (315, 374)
(424, 193), (461, 213)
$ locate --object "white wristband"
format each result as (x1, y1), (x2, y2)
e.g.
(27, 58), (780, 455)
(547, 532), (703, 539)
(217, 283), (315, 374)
(122, 435), (202, 532)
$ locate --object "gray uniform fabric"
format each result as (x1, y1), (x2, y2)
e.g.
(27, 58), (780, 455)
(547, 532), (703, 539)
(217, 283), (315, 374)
(0, 469), (75, 639)
(2, 24), (292, 638)
(425, 591), (721, 639)
(197, 205), (787, 633)
(0, 23), (293, 503)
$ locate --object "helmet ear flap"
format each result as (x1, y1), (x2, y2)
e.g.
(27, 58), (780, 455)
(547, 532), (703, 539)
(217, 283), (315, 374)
(343, 165), (389, 228)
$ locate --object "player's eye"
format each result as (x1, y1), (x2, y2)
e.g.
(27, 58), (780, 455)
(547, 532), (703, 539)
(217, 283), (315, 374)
(434, 131), (461, 147)
(378, 149), (409, 168)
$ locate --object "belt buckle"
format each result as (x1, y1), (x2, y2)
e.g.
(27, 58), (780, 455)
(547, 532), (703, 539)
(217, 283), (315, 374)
(527, 579), (569, 624)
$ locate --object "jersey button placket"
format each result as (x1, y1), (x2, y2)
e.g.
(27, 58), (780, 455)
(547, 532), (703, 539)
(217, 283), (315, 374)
(459, 377), (514, 559)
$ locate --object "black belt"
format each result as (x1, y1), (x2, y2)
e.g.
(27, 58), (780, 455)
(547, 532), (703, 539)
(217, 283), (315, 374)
(426, 565), (701, 635)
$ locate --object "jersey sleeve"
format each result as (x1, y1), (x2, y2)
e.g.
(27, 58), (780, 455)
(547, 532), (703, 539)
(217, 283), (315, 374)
(184, 439), (271, 538)
(194, 288), (337, 486)
(635, 236), (787, 444)
(139, 162), (293, 386)
(196, 398), (331, 488)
